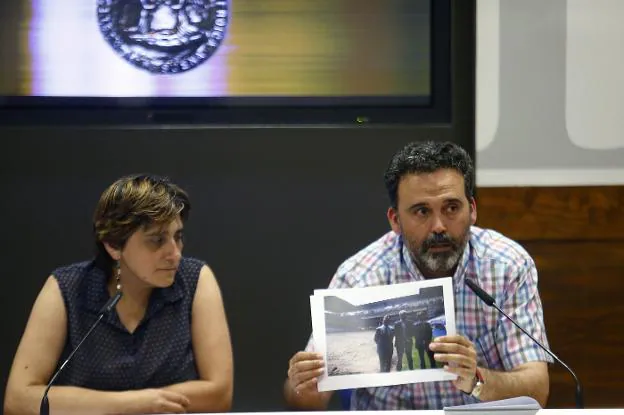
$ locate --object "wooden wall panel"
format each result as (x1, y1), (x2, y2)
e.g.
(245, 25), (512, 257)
(476, 186), (624, 241)
(476, 187), (624, 409)
(524, 241), (624, 408)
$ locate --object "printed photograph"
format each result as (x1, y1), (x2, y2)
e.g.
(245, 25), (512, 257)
(310, 278), (457, 391)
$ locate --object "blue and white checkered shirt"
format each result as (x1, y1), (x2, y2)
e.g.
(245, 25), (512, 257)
(308, 226), (553, 410)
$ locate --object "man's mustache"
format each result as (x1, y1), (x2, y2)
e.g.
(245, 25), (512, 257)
(422, 233), (456, 250)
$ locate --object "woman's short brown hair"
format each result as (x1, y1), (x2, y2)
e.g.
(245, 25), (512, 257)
(93, 174), (191, 273)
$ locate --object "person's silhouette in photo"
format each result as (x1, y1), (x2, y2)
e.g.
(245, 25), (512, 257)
(373, 315), (394, 372)
(393, 310), (415, 371)
(413, 320), (436, 369)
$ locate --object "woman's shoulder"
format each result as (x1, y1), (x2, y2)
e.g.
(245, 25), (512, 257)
(177, 257), (208, 276)
(173, 257), (209, 292)
(51, 260), (95, 276)
(51, 260), (99, 284)
(50, 260), (103, 304)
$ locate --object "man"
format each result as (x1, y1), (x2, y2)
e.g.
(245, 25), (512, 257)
(413, 320), (435, 370)
(393, 310), (415, 371)
(373, 315), (394, 373)
(284, 141), (553, 410)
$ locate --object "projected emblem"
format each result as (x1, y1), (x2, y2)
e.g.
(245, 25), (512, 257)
(97, 0), (229, 74)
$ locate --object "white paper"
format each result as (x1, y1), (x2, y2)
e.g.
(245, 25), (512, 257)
(444, 396), (541, 415)
(310, 278), (457, 392)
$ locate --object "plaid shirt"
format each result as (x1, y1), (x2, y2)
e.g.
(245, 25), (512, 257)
(308, 226), (553, 410)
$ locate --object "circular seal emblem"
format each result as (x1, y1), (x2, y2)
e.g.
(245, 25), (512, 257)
(97, 0), (229, 74)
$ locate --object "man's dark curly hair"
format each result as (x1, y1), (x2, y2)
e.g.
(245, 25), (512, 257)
(383, 141), (474, 209)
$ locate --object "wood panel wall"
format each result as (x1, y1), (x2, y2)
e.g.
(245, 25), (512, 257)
(475, 186), (624, 409)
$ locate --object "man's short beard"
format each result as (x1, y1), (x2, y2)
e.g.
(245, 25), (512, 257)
(405, 225), (470, 277)
(415, 246), (464, 276)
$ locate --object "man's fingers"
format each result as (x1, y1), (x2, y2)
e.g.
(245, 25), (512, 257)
(446, 365), (476, 383)
(294, 376), (319, 394)
(288, 352), (325, 382)
(288, 351), (325, 392)
(432, 335), (474, 348)
(290, 351), (323, 366)
(434, 353), (475, 369)
(291, 366), (325, 386)
(288, 359), (324, 379)
(293, 358), (325, 372)
(430, 342), (476, 358)
(441, 359), (475, 373)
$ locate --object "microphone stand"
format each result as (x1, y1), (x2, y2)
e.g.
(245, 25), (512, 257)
(465, 279), (584, 409)
(40, 291), (122, 415)
(488, 300), (584, 409)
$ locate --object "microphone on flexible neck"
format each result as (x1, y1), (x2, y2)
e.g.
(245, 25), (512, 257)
(465, 279), (583, 409)
(40, 291), (122, 415)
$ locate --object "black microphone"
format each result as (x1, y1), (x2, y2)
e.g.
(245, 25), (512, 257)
(465, 279), (583, 409)
(40, 291), (122, 415)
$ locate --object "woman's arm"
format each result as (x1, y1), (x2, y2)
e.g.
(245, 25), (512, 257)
(161, 265), (234, 412)
(3, 276), (190, 415)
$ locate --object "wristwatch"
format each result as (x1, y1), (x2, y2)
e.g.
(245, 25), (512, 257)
(469, 368), (485, 398)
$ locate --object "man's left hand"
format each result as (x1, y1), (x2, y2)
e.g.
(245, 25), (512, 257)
(429, 335), (478, 393)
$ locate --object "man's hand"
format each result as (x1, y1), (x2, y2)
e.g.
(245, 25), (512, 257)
(429, 335), (478, 393)
(287, 351), (325, 395)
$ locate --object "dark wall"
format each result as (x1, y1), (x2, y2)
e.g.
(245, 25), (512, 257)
(0, 2), (475, 411)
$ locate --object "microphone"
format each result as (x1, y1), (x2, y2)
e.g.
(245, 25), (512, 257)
(40, 291), (122, 415)
(465, 279), (583, 409)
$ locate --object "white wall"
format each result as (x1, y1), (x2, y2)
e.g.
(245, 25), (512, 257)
(476, 0), (624, 186)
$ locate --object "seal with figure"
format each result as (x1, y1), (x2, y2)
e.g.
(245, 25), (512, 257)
(97, 0), (229, 74)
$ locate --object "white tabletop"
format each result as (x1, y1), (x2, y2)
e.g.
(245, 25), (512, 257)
(167, 410), (622, 415)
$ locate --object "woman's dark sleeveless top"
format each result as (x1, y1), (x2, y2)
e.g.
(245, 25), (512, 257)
(52, 257), (204, 390)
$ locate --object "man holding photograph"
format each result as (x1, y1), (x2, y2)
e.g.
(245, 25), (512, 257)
(284, 141), (553, 410)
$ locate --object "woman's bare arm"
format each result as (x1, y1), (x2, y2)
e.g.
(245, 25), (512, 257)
(161, 265), (234, 412)
(3, 276), (190, 415)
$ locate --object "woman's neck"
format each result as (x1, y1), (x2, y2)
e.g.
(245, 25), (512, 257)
(108, 271), (153, 310)
(107, 273), (153, 333)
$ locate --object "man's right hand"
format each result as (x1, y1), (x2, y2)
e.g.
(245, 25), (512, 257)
(287, 351), (325, 394)
(285, 351), (332, 410)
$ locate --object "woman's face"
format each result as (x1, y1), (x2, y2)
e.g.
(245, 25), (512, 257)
(107, 216), (184, 288)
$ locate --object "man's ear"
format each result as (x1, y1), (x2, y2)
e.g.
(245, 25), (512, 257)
(103, 242), (122, 261)
(469, 197), (477, 225)
(387, 207), (401, 234)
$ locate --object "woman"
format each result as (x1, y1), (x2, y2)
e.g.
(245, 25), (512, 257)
(4, 174), (233, 414)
